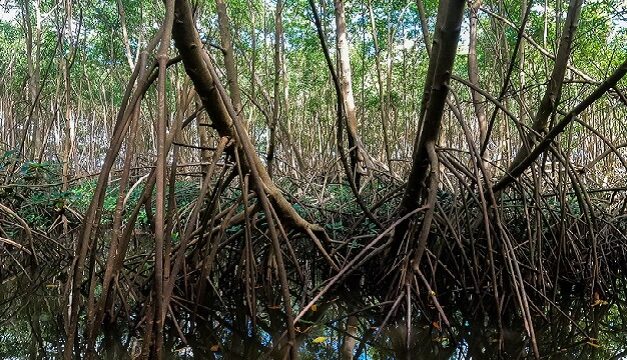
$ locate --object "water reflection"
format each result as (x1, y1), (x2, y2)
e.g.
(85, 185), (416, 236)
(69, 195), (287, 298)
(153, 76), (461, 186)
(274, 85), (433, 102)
(0, 268), (65, 359)
(1, 269), (627, 359)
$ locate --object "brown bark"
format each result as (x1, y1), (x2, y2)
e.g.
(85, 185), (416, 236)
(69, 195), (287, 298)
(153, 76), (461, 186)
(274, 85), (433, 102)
(215, 0), (243, 114)
(416, 0), (447, 125)
(392, 0), (466, 256)
(400, 0), (465, 216)
(20, 0), (42, 160)
(367, 0), (393, 171)
(61, 0), (76, 234)
(268, 0), (285, 176)
(61, 68), (73, 226)
(196, 96), (212, 173)
(467, 0), (487, 146)
(334, 0), (370, 187)
(506, 0), (583, 174)
(171, 0), (322, 235)
(493, 59), (627, 192)
(415, 0), (431, 53)
(152, 1), (176, 357)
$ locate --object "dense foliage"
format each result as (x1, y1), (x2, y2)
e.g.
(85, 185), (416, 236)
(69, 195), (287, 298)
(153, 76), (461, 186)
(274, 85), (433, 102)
(1, 0), (627, 358)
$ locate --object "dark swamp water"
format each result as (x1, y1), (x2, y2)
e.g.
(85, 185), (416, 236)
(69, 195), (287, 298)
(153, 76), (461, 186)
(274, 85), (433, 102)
(2, 267), (627, 359)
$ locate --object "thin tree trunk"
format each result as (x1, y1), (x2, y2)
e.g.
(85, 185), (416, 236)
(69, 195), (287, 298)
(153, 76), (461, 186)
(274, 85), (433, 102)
(62, 0), (76, 234)
(116, 0), (135, 70)
(152, 1), (176, 358)
(493, 59), (627, 191)
(467, 0), (488, 147)
(334, 0), (370, 187)
(506, 0), (583, 173)
(367, 0), (392, 171)
(268, 0), (285, 176)
(215, 0), (243, 115)
(21, 0), (42, 160)
(196, 95), (212, 175)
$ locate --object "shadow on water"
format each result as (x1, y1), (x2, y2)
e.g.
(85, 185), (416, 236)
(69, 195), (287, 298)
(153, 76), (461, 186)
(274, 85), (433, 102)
(2, 268), (627, 359)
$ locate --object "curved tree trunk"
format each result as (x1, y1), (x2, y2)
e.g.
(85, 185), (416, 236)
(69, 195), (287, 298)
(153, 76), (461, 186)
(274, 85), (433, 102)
(172, 0), (322, 236)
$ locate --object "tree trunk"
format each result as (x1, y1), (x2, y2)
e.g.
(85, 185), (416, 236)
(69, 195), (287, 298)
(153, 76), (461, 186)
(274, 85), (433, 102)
(493, 59), (627, 191)
(172, 0), (322, 235)
(334, 0), (370, 187)
(392, 0), (466, 256)
(340, 315), (359, 359)
(215, 0), (243, 115)
(116, 0), (136, 70)
(268, 0), (285, 177)
(467, 0), (488, 147)
(367, 0), (393, 172)
(506, 0), (583, 175)
(20, 0), (42, 160)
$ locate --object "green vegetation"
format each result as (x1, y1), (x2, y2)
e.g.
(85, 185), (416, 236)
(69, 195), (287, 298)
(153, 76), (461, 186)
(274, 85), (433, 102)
(0, 0), (627, 358)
